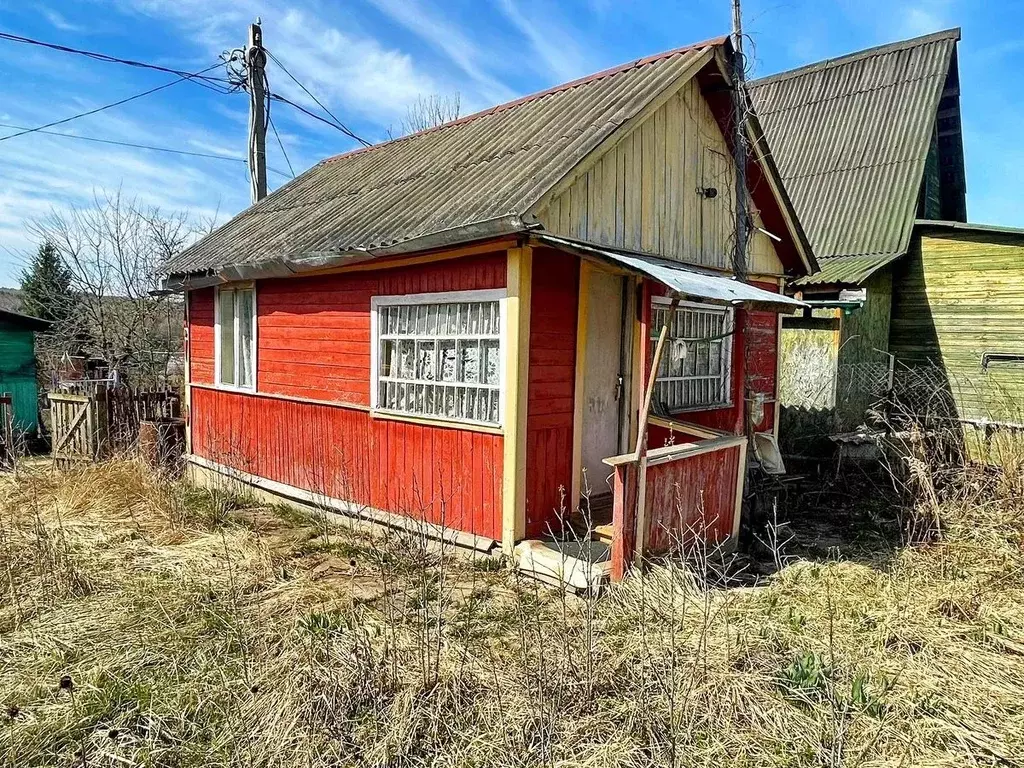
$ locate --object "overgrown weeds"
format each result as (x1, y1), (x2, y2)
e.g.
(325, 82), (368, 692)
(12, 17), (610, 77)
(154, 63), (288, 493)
(0, 456), (1022, 767)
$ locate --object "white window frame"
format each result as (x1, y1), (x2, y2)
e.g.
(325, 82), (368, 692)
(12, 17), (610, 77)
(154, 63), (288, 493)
(214, 284), (257, 392)
(650, 296), (734, 412)
(370, 289), (507, 428)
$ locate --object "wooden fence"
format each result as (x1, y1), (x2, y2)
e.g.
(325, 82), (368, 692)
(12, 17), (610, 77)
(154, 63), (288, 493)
(48, 388), (181, 467)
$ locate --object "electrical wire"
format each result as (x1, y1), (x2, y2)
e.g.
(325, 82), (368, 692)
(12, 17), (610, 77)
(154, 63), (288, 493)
(264, 50), (370, 146)
(0, 31), (235, 93)
(268, 116), (295, 178)
(0, 122), (291, 178)
(0, 62), (226, 143)
(268, 93), (370, 146)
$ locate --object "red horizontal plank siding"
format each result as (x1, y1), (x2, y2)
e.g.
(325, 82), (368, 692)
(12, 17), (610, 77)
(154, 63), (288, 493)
(186, 251), (508, 542)
(189, 288), (215, 385)
(644, 444), (741, 553)
(256, 252), (506, 403)
(524, 248), (579, 538)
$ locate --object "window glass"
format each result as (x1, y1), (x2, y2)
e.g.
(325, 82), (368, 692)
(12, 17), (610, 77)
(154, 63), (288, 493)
(218, 289), (235, 386)
(650, 301), (731, 411)
(217, 287), (255, 389)
(375, 297), (502, 425)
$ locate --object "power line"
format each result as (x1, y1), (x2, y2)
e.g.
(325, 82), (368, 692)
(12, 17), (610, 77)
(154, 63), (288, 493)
(0, 122), (291, 178)
(264, 50), (370, 147)
(0, 31), (235, 93)
(268, 92), (370, 146)
(268, 116), (295, 178)
(0, 62), (226, 143)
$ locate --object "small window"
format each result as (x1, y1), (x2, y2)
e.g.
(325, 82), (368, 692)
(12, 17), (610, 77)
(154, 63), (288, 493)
(372, 291), (504, 426)
(216, 286), (256, 390)
(650, 299), (732, 411)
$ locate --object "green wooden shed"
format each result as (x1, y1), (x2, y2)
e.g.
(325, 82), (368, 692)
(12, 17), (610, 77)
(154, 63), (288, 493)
(0, 308), (51, 436)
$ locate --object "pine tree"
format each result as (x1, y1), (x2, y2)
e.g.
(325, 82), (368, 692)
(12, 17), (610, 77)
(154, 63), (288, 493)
(20, 241), (74, 323)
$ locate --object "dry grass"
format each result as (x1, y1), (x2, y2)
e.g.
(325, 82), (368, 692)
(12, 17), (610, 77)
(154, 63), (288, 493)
(1, 457), (1022, 767)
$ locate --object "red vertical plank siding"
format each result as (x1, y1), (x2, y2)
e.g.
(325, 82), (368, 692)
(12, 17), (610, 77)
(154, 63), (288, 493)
(524, 248), (579, 538)
(644, 279), (780, 435)
(187, 252), (506, 541)
(643, 445), (741, 553)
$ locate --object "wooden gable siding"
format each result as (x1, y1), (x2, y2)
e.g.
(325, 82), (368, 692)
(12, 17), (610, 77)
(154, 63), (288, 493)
(187, 251), (507, 541)
(890, 231), (1024, 424)
(525, 248), (580, 537)
(533, 77), (783, 277)
(646, 279), (781, 443)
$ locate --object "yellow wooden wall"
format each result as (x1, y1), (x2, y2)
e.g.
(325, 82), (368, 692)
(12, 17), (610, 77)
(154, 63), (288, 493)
(890, 230), (1024, 426)
(532, 78), (783, 277)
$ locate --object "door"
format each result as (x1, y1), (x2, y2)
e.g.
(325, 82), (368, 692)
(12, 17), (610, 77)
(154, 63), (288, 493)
(580, 270), (626, 498)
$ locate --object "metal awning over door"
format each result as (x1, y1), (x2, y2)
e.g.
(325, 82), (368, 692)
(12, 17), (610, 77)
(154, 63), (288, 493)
(533, 233), (806, 313)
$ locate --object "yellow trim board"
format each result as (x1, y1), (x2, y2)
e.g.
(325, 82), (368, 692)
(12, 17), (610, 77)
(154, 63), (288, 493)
(502, 245), (532, 553)
(569, 261), (591, 511)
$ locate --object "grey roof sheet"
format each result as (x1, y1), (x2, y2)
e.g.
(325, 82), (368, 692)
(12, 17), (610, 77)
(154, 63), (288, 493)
(163, 39), (724, 277)
(750, 29), (959, 286)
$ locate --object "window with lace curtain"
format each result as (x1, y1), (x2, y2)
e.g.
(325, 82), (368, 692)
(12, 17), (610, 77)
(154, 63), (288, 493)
(650, 299), (733, 411)
(215, 285), (256, 390)
(371, 290), (505, 426)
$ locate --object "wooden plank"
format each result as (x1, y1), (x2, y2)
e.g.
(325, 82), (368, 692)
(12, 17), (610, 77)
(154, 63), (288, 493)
(502, 245), (532, 553)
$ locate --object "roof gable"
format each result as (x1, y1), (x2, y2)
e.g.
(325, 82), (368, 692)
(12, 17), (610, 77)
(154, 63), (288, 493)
(749, 28), (960, 286)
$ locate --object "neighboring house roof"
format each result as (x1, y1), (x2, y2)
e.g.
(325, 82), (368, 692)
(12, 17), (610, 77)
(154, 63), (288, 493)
(162, 36), (812, 285)
(0, 307), (51, 331)
(749, 28), (961, 287)
(914, 219), (1024, 238)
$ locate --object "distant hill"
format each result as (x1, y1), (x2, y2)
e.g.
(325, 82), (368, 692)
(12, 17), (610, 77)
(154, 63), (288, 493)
(0, 287), (23, 313)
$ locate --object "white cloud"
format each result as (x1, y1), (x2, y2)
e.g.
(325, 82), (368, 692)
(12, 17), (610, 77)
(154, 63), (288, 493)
(363, 0), (518, 109)
(494, 0), (595, 84)
(900, 2), (952, 37)
(270, 8), (442, 122)
(42, 8), (85, 32)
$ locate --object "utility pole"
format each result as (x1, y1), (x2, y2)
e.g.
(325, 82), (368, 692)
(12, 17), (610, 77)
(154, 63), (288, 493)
(730, 0), (748, 283)
(246, 20), (267, 203)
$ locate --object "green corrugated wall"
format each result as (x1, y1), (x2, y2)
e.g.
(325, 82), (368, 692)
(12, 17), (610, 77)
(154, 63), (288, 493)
(0, 321), (40, 434)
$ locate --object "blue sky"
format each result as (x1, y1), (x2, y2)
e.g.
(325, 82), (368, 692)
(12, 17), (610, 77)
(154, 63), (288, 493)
(0, 0), (1021, 286)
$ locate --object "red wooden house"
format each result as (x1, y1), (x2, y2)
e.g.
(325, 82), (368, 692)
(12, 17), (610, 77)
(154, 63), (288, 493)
(161, 36), (816, 589)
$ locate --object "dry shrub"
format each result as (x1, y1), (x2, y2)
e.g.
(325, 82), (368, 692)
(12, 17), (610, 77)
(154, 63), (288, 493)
(0, 456), (1022, 767)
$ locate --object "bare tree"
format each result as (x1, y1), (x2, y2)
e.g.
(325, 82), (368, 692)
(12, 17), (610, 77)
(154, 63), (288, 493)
(386, 93), (461, 139)
(28, 191), (201, 388)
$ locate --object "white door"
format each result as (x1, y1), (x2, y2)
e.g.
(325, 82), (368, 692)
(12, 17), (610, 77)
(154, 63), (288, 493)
(580, 270), (625, 499)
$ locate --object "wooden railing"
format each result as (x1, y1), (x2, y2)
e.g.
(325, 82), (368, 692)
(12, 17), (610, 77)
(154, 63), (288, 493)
(604, 434), (747, 580)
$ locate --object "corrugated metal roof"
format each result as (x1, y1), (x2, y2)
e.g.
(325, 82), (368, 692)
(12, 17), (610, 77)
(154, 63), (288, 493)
(795, 252), (906, 287)
(162, 39), (725, 278)
(749, 29), (960, 287)
(536, 234), (806, 312)
(914, 219), (1024, 238)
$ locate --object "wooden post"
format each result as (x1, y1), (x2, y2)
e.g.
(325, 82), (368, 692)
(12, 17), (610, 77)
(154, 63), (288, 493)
(502, 245), (532, 553)
(247, 21), (268, 203)
(570, 261), (591, 512)
(630, 294), (679, 565)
